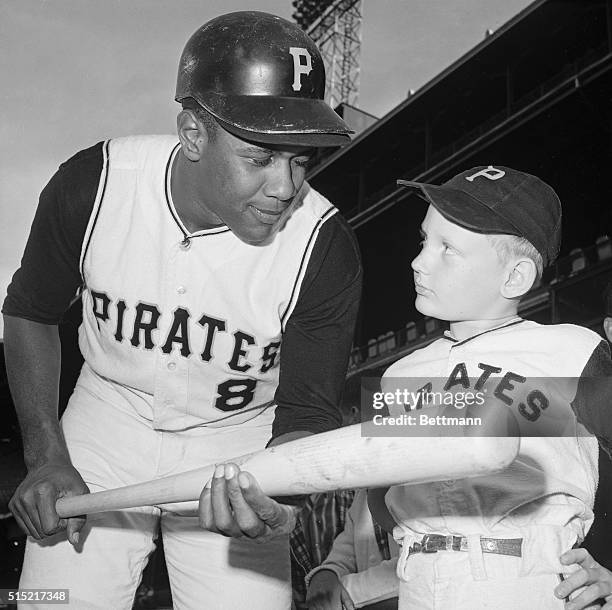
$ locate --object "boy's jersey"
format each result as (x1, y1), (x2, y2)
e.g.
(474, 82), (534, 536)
(382, 318), (610, 569)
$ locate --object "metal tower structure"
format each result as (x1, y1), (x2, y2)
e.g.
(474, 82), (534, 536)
(292, 0), (363, 109)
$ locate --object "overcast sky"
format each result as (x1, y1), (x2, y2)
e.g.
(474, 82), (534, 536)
(0, 0), (533, 338)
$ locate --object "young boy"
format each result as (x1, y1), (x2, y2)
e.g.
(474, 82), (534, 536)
(370, 165), (612, 609)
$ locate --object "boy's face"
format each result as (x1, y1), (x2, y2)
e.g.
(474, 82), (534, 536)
(411, 205), (509, 322)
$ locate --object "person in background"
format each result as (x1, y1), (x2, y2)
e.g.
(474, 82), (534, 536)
(290, 405), (361, 609)
(306, 488), (400, 610)
(553, 280), (612, 610)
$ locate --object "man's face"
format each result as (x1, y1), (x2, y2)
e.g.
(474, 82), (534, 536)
(191, 127), (312, 245)
(411, 205), (509, 321)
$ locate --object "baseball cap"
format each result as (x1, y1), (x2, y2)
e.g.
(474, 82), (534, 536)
(398, 165), (562, 266)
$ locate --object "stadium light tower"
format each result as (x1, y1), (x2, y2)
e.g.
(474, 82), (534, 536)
(292, 0), (363, 109)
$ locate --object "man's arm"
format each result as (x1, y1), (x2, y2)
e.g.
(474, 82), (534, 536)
(272, 211), (362, 439)
(4, 316), (88, 544)
(200, 211), (362, 539)
(2, 143), (103, 543)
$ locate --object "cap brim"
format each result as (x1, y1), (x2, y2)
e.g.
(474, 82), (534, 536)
(397, 179), (524, 237)
(199, 92), (353, 147)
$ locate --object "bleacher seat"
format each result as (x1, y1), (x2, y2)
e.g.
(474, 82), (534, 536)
(596, 235), (612, 261)
(569, 247), (586, 276)
(377, 334), (388, 355)
(384, 330), (396, 351)
(367, 338), (377, 359)
(405, 321), (417, 343)
(424, 316), (439, 335)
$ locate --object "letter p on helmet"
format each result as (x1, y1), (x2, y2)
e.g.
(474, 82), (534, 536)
(289, 47), (312, 91)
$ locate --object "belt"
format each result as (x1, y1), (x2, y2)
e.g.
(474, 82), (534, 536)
(408, 534), (522, 557)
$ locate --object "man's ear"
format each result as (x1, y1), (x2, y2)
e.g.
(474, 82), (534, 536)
(177, 109), (208, 161)
(501, 258), (537, 299)
(604, 316), (612, 343)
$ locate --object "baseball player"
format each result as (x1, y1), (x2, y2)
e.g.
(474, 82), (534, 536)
(367, 166), (612, 609)
(3, 11), (361, 609)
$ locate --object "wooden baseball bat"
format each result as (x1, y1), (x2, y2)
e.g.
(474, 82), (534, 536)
(56, 423), (519, 518)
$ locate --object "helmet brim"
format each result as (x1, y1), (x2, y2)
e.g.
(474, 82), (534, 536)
(198, 92), (353, 147)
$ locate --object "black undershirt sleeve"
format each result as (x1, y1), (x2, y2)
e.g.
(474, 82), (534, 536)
(2, 142), (104, 324)
(570, 339), (612, 458)
(272, 212), (363, 440)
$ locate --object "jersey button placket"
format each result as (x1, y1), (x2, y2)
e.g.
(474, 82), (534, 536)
(154, 235), (192, 425)
(171, 237), (193, 420)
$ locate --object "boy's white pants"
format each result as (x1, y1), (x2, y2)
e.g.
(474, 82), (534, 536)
(397, 542), (568, 610)
(19, 380), (291, 610)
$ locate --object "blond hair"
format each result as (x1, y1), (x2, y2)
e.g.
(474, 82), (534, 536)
(486, 234), (544, 285)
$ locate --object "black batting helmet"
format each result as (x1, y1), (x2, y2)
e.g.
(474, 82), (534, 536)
(175, 11), (352, 147)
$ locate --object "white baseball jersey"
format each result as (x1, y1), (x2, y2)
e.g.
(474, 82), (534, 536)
(4, 136), (362, 436)
(77, 135), (335, 429)
(382, 318), (610, 575)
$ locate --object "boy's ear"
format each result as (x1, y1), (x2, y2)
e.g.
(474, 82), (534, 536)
(501, 258), (537, 299)
(604, 316), (612, 343)
(177, 109), (208, 161)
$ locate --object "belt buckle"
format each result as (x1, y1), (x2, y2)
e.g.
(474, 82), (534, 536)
(421, 534), (438, 553)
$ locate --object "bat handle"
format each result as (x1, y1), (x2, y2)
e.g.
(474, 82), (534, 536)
(56, 494), (91, 519)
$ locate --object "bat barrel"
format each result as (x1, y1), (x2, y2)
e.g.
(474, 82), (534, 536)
(56, 424), (519, 518)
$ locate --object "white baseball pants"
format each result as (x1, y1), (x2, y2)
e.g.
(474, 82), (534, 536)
(19, 372), (291, 610)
